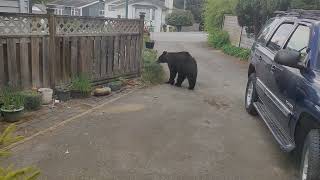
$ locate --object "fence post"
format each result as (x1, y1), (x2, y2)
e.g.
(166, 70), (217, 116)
(138, 12), (145, 76)
(47, 7), (56, 87)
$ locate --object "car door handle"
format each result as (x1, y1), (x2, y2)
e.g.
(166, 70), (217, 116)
(271, 65), (277, 72)
(258, 56), (263, 61)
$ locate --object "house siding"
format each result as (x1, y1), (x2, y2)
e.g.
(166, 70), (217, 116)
(0, 0), (29, 13)
(82, 2), (104, 16)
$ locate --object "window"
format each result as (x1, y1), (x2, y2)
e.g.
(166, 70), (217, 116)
(71, 8), (80, 16)
(286, 25), (310, 57)
(54, 8), (63, 15)
(267, 23), (294, 52)
(108, 5), (116, 11)
(99, 9), (105, 16)
(257, 18), (280, 44)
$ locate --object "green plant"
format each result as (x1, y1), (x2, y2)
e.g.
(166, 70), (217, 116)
(222, 44), (251, 60)
(19, 91), (41, 111)
(142, 49), (165, 85)
(166, 10), (194, 32)
(236, 0), (290, 35)
(71, 75), (92, 93)
(208, 30), (230, 48)
(0, 124), (40, 179)
(204, 0), (237, 31)
(0, 88), (24, 111)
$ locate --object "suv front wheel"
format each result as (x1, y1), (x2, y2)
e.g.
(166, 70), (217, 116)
(300, 130), (320, 180)
(245, 73), (258, 115)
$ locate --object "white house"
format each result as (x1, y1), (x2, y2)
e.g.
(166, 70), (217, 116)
(105, 0), (173, 32)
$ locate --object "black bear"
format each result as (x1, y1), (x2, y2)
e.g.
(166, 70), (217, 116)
(157, 51), (198, 90)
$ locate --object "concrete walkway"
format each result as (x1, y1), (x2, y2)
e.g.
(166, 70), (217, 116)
(4, 32), (297, 180)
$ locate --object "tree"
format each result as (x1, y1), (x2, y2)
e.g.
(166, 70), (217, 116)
(166, 10), (194, 32)
(291, 0), (320, 9)
(174, 0), (205, 23)
(204, 0), (237, 32)
(235, 0), (290, 36)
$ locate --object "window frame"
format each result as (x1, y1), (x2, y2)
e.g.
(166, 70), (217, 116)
(283, 22), (312, 52)
(266, 21), (295, 53)
(256, 18), (281, 45)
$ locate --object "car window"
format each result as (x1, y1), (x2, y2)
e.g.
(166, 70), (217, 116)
(286, 25), (310, 58)
(257, 18), (280, 44)
(267, 23), (294, 52)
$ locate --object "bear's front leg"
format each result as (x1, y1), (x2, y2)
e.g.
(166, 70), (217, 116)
(166, 69), (177, 85)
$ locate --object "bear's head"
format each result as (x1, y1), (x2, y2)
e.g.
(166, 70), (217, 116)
(157, 51), (168, 63)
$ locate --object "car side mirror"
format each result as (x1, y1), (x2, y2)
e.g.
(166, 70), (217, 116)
(274, 49), (304, 69)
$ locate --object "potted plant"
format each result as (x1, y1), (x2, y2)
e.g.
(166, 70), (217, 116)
(0, 89), (25, 123)
(19, 90), (41, 111)
(70, 75), (92, 98)
(108, 80), (123, 91)
(144, 28), (155, 49)
(55, 85), (71, 102)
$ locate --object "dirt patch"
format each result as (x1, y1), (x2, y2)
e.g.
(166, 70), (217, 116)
(97, 104), (145, 114)
(204, 96), (230, 110)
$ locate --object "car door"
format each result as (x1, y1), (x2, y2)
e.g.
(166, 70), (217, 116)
(271, 23), (311, 130)
(256, 22), (295, 132)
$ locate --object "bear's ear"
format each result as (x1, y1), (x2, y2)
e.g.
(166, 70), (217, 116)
(162, 51), (167, 55)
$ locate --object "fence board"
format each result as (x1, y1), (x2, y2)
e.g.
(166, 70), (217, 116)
(130, 36), (135, 73)
(55, 38), (61, 84)
(87, 37), (94, 78)
(113, 36), (120, 74)
(42, 37), (49, 87)
(100, 37), (107, 77)
(79, 37), (87, 74)
(0, 40), (5, 87)
(70, 37), (78, 78)
(119, 36), (125, 74)
(20, 38), (31, 88)
(107, 36), (114, 76)
(135, 35), (140, 72)
(31, 37), (40, 88)
(93, 37), (101, 78)
(7, 38), (18, 87)
(62, 37), (69, 82)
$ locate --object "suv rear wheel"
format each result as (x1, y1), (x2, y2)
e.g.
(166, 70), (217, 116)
(245, 73), (258, 115)
(300, 130), (320, 180)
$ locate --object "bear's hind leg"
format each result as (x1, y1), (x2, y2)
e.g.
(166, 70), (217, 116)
(175, 73), (186, 87)
(166, 70), (177, 85)
(187, 75), (197, 90)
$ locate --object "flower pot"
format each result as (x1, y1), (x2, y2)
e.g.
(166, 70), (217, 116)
(55, 89), (71, 102)
(108, 81), (123, 91)
(93, 87), (111, 97)
(71, 90), (91, 99)
(145, 41), (155, 49)
(38, 88), (53, 105)
(1, 106), (24, 123)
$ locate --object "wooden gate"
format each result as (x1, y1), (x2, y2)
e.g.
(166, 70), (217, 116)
(0, 10), (144, 89)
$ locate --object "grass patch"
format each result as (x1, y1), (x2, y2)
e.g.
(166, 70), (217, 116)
(222, 44), (251, 60)
(141, 49), (165, 85)
(208, 29), (251, 60)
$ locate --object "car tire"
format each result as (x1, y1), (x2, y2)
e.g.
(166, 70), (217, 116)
(300, 130), (320, 180)
(245, 73), (258, 115)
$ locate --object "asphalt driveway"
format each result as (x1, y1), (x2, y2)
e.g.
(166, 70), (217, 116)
(4, 32), (297, 180)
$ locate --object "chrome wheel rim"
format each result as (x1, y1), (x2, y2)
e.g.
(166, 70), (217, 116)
(302, 149), (309, 180)
(246, 81), (254, 107)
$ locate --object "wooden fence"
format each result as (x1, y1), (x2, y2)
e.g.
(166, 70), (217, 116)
(0, 9), (144, 89)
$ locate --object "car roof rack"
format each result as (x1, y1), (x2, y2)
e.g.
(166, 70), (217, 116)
(274, 9), (320, 20)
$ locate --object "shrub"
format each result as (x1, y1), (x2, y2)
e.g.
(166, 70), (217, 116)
(0, 88), (24, 111)
(142, 49), (165, 85)
(166, 10), (194, 32)
(19, 91), (42, 111)
(208, 30), (230, 48)
(71, 74), (92, 93)
(222, 44), (251, 60)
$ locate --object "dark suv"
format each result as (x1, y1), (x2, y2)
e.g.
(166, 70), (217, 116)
(245, 10), (320, 180)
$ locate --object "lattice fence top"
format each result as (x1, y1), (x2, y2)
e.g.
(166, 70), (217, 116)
(0, 14), (49, 36)
(56, 16), (141, 36)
